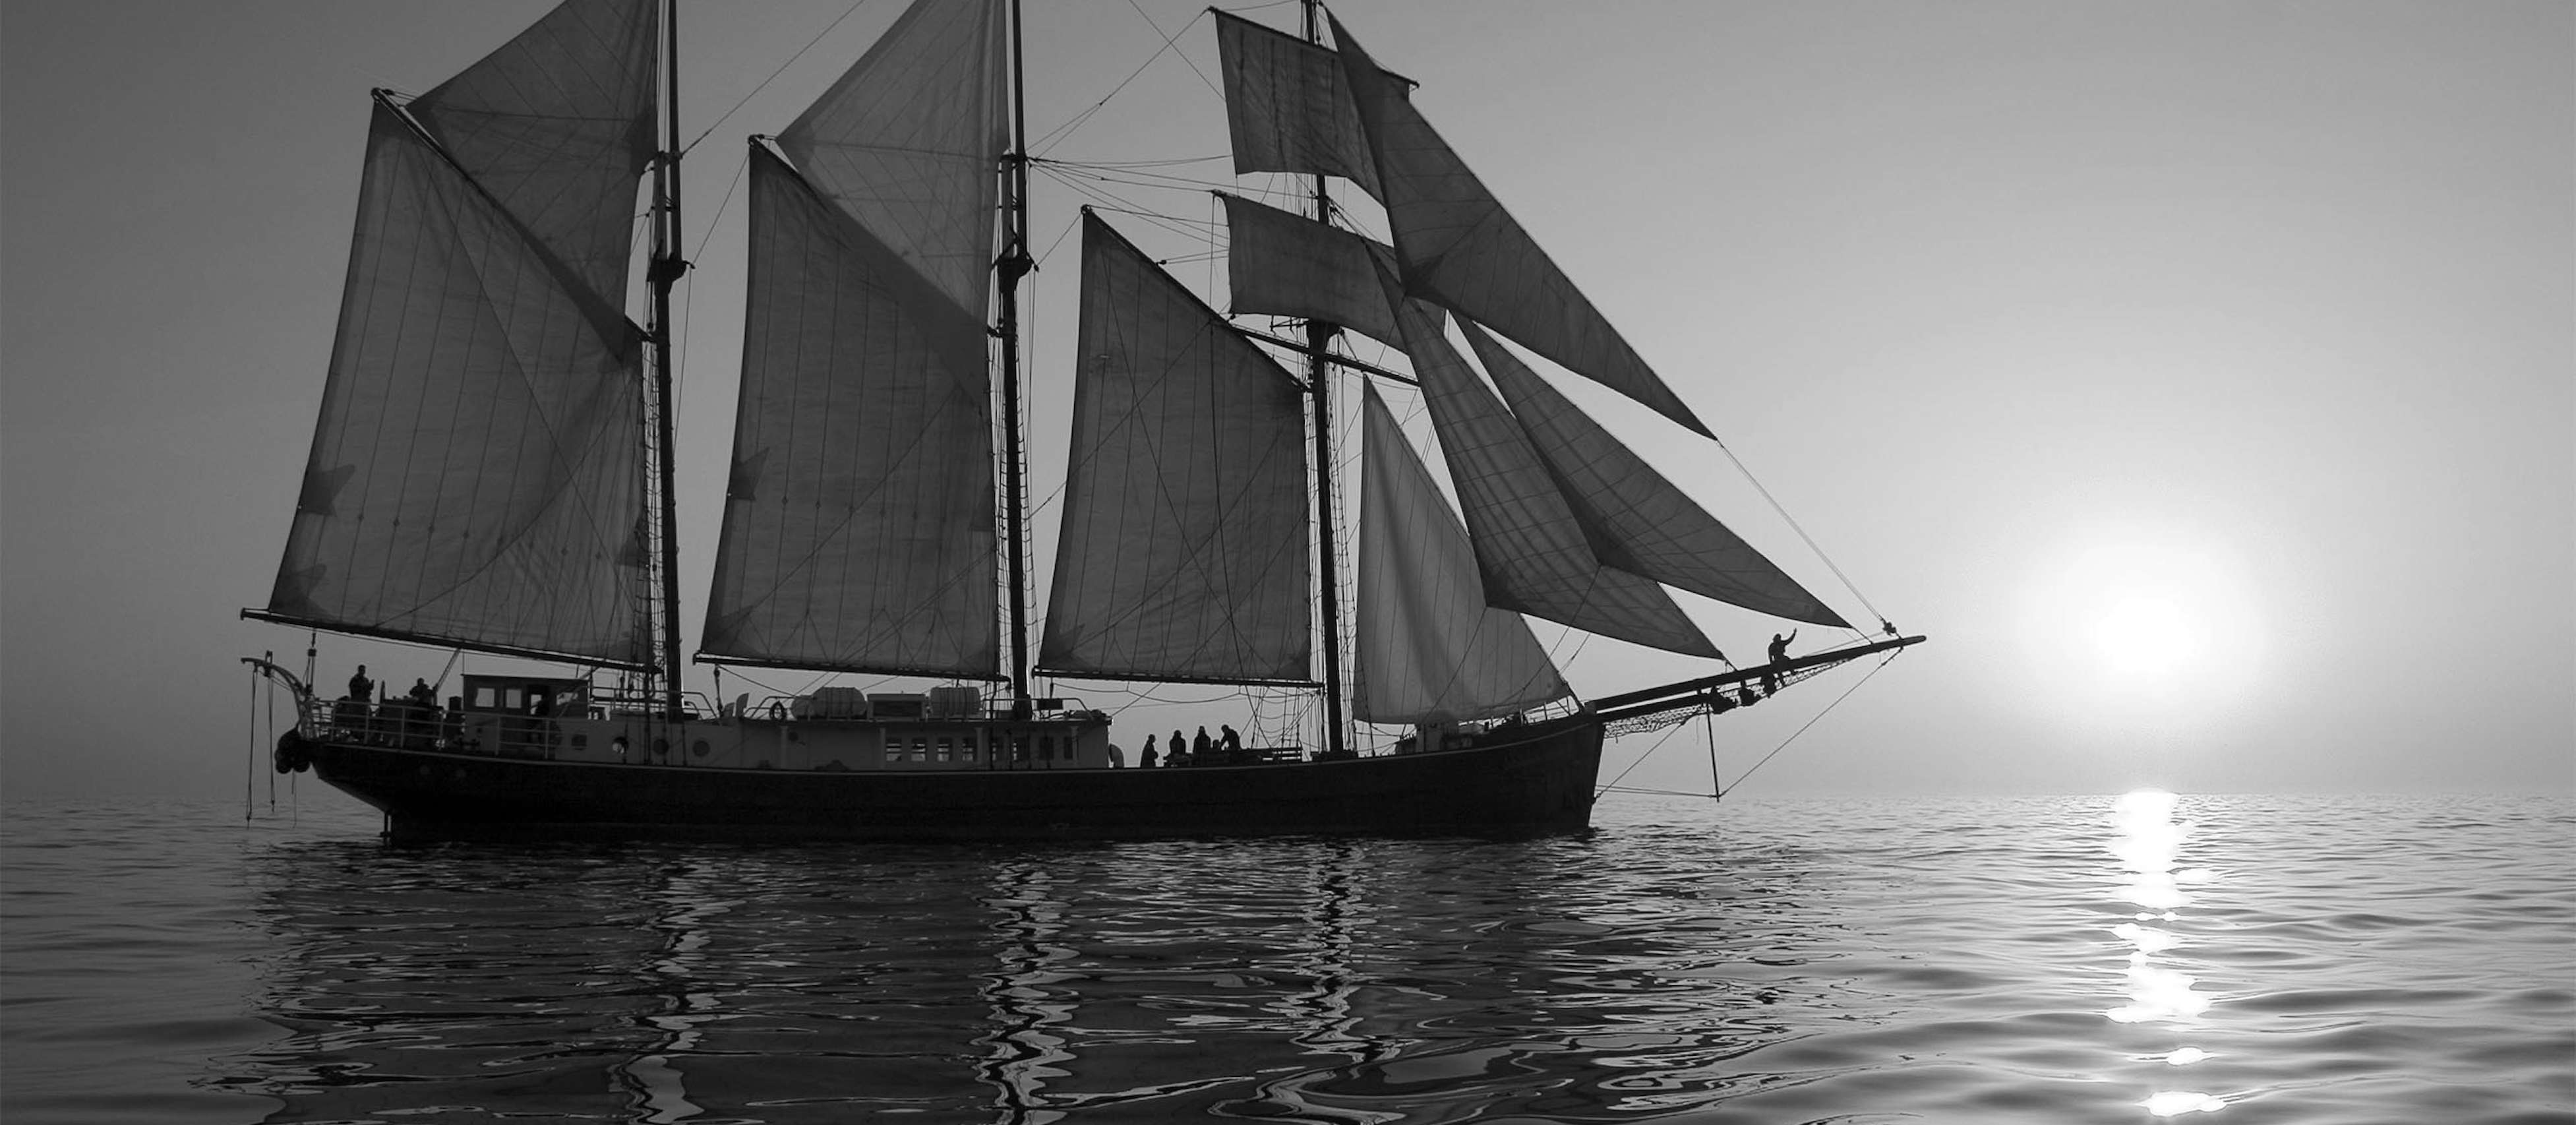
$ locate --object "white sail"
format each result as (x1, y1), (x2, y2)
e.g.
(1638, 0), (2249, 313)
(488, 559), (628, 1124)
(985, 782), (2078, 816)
(1354, 384), (1569, 724)
(1218, 192), (1400, 348)
(263, 98), (650, 667)
(777, 0), (1007, 323)
(404, 0), (659, 308)
(1390, 298), (1720, 658)
(1038, 213), (1314, 685)
(1461, 322), (1851, 628)
(1329, 16), (1714, 439)
(1213, 11), (1382, 200)
(699, 147), (999, 677)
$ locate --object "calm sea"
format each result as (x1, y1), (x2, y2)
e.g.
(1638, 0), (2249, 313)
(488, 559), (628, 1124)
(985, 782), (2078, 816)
(3, 791), (2568, 1124)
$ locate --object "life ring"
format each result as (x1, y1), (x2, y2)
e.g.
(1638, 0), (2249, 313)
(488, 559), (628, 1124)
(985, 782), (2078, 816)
(274, 730), (313, 774)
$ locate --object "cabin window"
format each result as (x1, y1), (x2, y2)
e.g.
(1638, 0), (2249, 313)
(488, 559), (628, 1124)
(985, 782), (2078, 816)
(911, 737), (928, 763)
(959, 735), (978, 762)
(503, 688), (525, 712)
(473, 686), (498, 710)
(935, 737), (953, 763)
(883, 739), (902, 764)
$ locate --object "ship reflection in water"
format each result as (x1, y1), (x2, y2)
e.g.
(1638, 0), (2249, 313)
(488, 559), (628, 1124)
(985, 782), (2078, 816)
(231, 823), (1839, 1124)
(211, 794), (2574, 1123)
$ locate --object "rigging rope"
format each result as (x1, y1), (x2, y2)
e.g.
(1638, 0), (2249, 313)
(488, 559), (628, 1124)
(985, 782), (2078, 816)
(1032, 8), (1213, 156)
(680, 0), (871, 157)
(1725, 650), (1902, 791)
(1706, 434), (1890, 631)
(1594, 716), (1692, 797)
(1594, 647), (1909, 799)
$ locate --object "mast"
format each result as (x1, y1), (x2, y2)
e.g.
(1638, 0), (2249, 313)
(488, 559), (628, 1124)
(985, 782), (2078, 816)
(1303, 0), (1348, 756)
(647, 0), (685, 719)
(997, 0), (1035, 714)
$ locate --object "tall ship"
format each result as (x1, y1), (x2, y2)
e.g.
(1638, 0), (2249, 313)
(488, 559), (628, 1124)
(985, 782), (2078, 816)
(241, 0), (1923, 842)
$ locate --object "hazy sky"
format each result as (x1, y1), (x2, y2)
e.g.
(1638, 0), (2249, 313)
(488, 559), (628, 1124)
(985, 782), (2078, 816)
(3, 0), (2567, 805)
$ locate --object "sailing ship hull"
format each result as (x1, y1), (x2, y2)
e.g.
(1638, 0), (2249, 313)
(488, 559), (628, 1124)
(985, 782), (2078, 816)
(307, 717), (1603, 843)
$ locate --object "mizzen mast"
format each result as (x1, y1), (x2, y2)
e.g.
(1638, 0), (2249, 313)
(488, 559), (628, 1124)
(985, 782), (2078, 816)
(1301, 0), (1348, 756)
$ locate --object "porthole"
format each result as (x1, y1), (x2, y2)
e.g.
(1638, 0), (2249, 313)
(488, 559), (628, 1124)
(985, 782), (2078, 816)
(692, 739), (711, 759)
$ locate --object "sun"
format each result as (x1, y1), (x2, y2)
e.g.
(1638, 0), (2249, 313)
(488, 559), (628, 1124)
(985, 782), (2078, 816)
(2016, 522), (2264, 725)
(2091, 590), (2206, 681)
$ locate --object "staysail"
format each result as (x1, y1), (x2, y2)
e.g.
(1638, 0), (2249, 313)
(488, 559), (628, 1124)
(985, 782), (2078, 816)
(1328, 16), (1714, 439)
(1353, 384), (1569, 723)
(1460, 322), (1851, 628)
(700, 0), (1009, 678)
(1389, 299), (1720, 658)
(258, 0), (659, 668)
(1038, 214), (1315, 685)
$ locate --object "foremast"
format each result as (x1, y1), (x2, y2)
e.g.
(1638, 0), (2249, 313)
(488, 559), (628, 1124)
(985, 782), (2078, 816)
(996, 0), (1036, 715)
(645, 0), (686, 720)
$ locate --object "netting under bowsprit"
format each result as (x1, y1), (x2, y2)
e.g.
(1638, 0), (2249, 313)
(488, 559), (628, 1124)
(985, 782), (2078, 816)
(1598, 660), (1844, 739)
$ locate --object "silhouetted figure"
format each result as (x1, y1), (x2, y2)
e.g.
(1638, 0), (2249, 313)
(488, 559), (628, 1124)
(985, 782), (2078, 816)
(1762, 630), (1797, 693)
(1141, 734), (1159, 768)
(1219, 724), (1242, 761)
(1193, 726), (1213, 760)
(1172, 729), (1186, 765)
(341, 665), (374, 739)
(407, 678), (435, 708)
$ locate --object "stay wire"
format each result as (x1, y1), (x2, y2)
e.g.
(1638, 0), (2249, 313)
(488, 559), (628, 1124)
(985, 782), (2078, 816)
(1033, 7), (1216, 157)
(1725, 649), (1903, 791)
(680, 0), (871, 157)
(1595, 717), (1692, 798)
(1708, 433), (1889, 628)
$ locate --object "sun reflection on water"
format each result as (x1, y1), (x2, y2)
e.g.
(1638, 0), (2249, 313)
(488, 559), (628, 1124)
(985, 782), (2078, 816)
(2109, 789), (2230, 1116)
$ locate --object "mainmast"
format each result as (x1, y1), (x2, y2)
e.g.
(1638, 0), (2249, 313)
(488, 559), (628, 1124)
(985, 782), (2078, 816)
(647, 0), (686, 719)
(996, 0), (1036, 714)
(1303, 0), (1348, 756)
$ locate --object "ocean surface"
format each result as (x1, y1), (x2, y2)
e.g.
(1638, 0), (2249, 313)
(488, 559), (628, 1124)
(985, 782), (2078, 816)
(3, 791), (2568, 1124)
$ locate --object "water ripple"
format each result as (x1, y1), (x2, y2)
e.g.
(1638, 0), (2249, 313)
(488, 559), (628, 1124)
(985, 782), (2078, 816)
(2, 792), (2569, 1123)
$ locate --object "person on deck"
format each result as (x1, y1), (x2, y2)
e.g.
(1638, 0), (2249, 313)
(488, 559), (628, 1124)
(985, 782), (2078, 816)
(1219, 725), (1242, 760)
(407, 679), (436, 709)
(1762, 630), (1798, 693)
(1171, 729), (1187, 766)
(1193, 727), (1213, 760)
(348, 665), (373, 702)
(1141, 734), (1160, 769)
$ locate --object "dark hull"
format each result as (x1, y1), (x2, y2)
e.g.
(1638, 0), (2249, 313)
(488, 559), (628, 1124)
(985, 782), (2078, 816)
(309, 717), (1604, 843)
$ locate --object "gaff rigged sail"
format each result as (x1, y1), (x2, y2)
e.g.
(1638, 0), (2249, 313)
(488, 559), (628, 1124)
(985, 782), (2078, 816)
(1038, 214), (1315, 685)
(261, 0), (659, 668)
